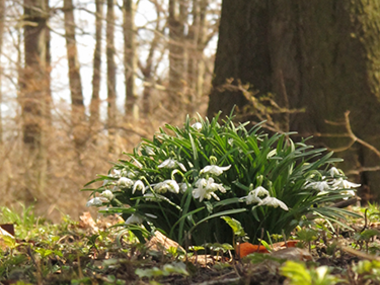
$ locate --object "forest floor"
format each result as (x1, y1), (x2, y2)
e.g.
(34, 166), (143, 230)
(0, 206), (379, 285)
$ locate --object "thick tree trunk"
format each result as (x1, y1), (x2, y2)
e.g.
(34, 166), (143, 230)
(106, 0), (116, 151)
(123, 0), (137, 119)
(168, 0), (186, 111)
(64, 0), (85, 149)
(209, 0), (380, 201)
(90, 0), (103, 137)
(22, 0), (50, 197)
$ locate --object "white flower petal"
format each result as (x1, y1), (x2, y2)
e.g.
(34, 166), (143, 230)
(145, 146), (155, 155)
(86, 197), (108, 207)
(125, 214), (143, 225)
(332, 178), (361, 189)
(200, 165), (231, 176)
(258, 196), (289, 211)
(154, 180), (179, 193)
(100, 190), (114, 201)
(250, 186), (270, 197)
(118, 177), (134, 188)
(132, 180), (145, 194)
(191, 122), (202, 131)
(305, 181), (330, 192)
(329, 167), (341, 177)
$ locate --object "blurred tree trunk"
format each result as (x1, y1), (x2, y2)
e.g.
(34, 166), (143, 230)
(186, 0), (207, 114)
(139, 1), (163, 115)
(64, 0), (85, 149)
(168, 0), (186, 111)
(90, 0), (103, 140)
(0, 0), (4, 144)
(106, 0), (116, 151)
(123, 0), (137, 119)
(45, 0), (51, 124)
(208, 0), (380, 201)
(22, 0), (50, 197)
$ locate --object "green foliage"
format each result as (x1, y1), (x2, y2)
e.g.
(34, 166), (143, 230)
(135, 262), (189, 278)
(280, 261), (342, 285)
(84, 112), (360, 245)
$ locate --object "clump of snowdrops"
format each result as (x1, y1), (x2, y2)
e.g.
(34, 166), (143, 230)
(84, 112), (361, 246)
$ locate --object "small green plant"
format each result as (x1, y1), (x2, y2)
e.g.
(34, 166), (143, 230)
(281, 261), (342, 285)
(84, 112), (360, 246)
(352, 259), (380, 283)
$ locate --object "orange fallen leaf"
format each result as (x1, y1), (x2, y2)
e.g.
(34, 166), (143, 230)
(235, 242), (269, 258)
(271, 240), (300, 251)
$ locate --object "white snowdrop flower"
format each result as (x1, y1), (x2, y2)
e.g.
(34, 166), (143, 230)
(200, 165), (231, 176)
(102, 180), (110, 186)
(242, 192), (263, 205)
(158, 158), (187, 172)
(158, 158), (177, 169)
(329, 167), (341, 177)
(100, 190), (114, 201)
(145, 146), (155, 155)
(179, 183), (188, 193)
(341, 190), (356, 200)
(118, 177), (134, 188)
(331, 178), (361, 189)
(258, 196), (289, 211)
(154, 180), (180, 193)
(191, 122), (202, 131)
(125, 214), (144, 225)
(240, 186), (269, 205)
(112, 169), (121, 177)
(192, 178), (226, 202)
(228, 138), (234, 146)
(251, 186), (270, 197)
(305, 181), (330, 192)
(86, 197), (108, 207)
(132, 180), (145, 194)
(192, 178), (210, 202)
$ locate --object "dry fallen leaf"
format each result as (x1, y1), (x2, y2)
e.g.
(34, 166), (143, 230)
(0, 226), (15, 251)
(270, 247), (313, 261)
(146, 231), (185, 252)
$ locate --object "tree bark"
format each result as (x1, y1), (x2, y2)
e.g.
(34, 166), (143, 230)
(123, 0), (137, 119)
(168, 0), (186, 110)
(208, 0), (380, 201)
(90, 0), (103, 136)
(64, 0), (85, 149)
(22, 0), (50, 197)
(106, 0), (116, 151)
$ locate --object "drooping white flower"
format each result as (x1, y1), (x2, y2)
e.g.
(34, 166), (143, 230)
(192, 178), (210, 202)
(118, 177), (134, 188)
(100, 190), (114, 201)
(179, 183), (188, 193)
(241, 186), (269, 205)
(192, 178), (226, 202)
(251, 186), (270, 197)
(112, 169), (121, 177)
(341, 190), (356, 200)
(132, 180), (145, 194)
(329, 167), (341, 177)
(191, 122), (202, 131)
(125, 214), (144, 225)
(158, 159), (187, 172)
(331, 178), (361, 189)
(200, 165), (231, 176)
(243, 192), (263, 205)
(305, 181), (330, 192)
(86, 197), (108, 207)
(126, 170), (137, 179)
(132, 158), (143, 169)
(145, 146), (155, 155)
(258, 196), (289, 211)
(154, 180), (180, 193)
